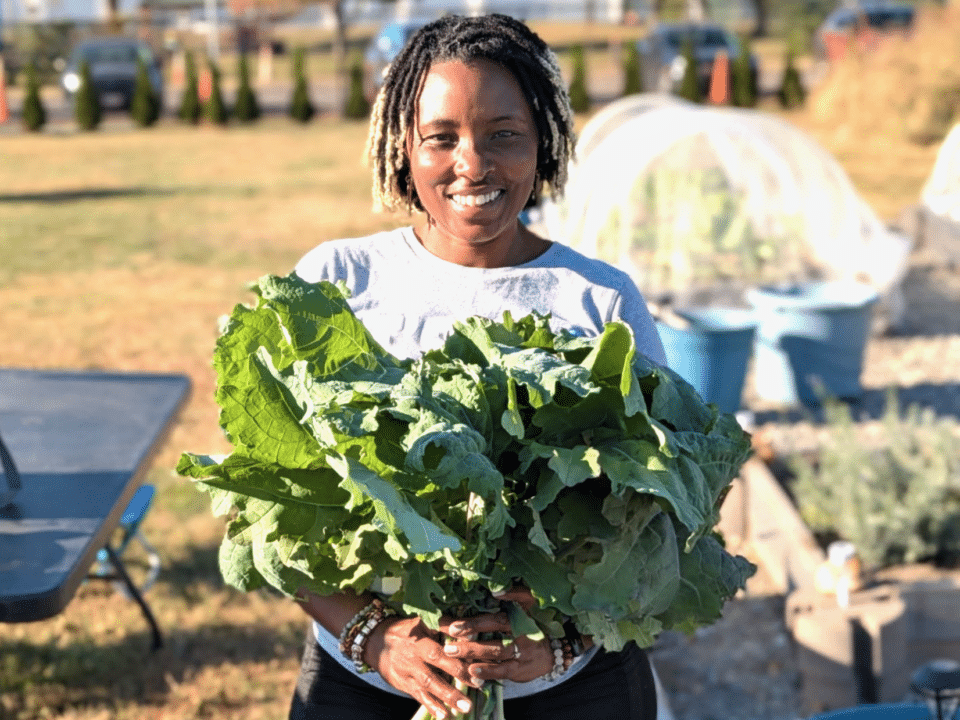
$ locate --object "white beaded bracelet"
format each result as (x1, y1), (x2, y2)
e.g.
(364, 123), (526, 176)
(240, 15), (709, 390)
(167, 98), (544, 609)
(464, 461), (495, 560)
(543, 637), (567, 681)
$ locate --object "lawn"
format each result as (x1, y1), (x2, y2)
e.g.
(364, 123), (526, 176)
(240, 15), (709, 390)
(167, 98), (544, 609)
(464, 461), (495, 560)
(0, 76), (943, 720)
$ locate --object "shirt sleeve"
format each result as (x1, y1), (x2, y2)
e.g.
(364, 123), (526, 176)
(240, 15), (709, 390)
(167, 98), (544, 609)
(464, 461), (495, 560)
(611, 280), (668, 367)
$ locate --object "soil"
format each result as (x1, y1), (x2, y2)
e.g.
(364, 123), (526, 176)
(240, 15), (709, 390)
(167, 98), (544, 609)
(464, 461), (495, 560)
(647, 238), (960, 719)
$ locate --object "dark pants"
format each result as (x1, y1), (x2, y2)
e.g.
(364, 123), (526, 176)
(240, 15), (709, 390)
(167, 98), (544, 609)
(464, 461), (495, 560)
(289, 631), (658, 720)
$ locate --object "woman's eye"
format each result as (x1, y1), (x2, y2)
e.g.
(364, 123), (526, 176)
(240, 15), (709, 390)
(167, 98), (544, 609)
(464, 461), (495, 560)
(424, 134), (455, 146)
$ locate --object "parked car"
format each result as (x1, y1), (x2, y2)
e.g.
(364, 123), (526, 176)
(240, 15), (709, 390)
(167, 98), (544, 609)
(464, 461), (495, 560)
(637, 22), (759, 98)
(814, 2), (915, 61)
(363, 20), (429, 99)
(60, 37), (163, 111)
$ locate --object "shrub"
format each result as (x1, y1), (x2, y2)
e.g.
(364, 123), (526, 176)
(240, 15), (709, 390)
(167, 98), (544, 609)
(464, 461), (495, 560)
(289, 46), (315, 123)
(778, 48), (806, 109)
(234, 52), (260, 123)
(21, 61), (46, 132)
(204, 58), (229, 125)
(567, 45), (591, 113)
(622, 41), (643, 96)
(343, 53), (369, 120)
(790, 392), (960, 571)
(131, 57), (162, 127)
(178, 51), (202, 124)
(74, 59), (102, 131)
(677, 34), (702, 103)
(730, 34), (757, 108)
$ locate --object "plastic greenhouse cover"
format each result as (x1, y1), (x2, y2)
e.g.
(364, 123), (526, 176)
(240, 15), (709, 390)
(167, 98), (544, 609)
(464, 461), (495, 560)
(544, 98), (912, 304)
(921, 122), (960, 221)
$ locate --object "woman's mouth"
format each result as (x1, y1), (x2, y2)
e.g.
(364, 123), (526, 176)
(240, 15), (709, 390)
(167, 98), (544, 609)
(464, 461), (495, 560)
(449, 190), (503, 207)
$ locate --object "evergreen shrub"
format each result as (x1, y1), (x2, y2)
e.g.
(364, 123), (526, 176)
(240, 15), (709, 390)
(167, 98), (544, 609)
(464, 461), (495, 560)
(731, 34), (757, 108)
(178, 51), (202, 124)
(74, 59), (102, 131)
(568, 45), (591, 113)
(131, 57), (162, 127)
(677, 34), (702, 103)
(234, 52), (260, 123)
(205, 58), (230, 125)
(22, 61), (46, 132)
(778, 48), (806, 109)
(289, 47), (315, 123)
(622, 41), (643, 96)
(343, 53), (370, 120)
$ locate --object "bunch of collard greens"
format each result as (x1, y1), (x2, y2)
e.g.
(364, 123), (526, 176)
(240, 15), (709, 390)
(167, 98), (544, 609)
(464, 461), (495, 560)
(178, 274), (755, 651)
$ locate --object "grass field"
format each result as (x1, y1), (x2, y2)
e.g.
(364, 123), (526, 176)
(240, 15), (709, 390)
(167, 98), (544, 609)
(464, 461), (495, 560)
(0, 53), (945, 719)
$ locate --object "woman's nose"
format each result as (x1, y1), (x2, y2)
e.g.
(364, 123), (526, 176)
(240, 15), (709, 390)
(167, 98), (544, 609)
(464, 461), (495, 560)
(454, 140), (491, 179)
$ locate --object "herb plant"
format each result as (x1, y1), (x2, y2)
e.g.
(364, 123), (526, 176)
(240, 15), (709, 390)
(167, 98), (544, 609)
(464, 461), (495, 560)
(179, 275), (755, 718)
(791, 392), (960, 570)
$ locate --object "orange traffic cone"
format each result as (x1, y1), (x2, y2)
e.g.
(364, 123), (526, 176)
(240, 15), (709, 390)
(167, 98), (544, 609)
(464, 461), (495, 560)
(198, 67), (213, 102)
(708, 50), (730, 105)
(0, 63), (9, 124)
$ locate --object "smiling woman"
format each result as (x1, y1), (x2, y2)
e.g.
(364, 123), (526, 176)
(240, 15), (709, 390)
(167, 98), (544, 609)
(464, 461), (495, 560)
(272, 13), (667, 720)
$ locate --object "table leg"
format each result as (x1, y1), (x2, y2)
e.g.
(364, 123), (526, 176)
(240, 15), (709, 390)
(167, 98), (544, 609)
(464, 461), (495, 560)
(103, 545), (163, 651)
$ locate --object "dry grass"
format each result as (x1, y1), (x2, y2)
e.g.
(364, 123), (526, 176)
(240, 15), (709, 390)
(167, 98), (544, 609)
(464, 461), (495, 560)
(1, 18), (954, 716)
(807, 3), (960, 151)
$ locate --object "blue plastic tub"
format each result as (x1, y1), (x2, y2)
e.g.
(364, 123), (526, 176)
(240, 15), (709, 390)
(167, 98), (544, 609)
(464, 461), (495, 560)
(808, 702), (930, 719)
(748, 281), (878, 406)
(656, 307), (756, 414)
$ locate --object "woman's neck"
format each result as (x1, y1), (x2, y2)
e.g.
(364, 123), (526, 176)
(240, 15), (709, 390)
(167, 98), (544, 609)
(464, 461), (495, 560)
(412, 220), (551, 269)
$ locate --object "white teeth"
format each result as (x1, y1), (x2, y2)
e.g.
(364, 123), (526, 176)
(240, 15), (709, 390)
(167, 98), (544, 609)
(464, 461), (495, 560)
(451, 190), (501, 207)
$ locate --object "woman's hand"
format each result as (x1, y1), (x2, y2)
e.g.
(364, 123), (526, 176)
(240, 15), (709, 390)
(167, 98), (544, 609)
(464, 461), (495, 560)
(443, 608), (555, 684)
(364, 615), (478, 720)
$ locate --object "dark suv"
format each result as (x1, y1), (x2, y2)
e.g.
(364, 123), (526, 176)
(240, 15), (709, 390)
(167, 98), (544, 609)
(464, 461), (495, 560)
(814, 2), (915, 60)
(60, 37), (163, 111)
(638, 23), (759, 98)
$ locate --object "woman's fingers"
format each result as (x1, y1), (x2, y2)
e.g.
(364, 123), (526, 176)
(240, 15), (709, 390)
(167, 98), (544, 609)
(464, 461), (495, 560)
(466, 635), (554, 684)
(443, 611), (511, 638)
(491, 585), (537, 610)
(412, 671), (473, 719)
(443, 637), (517, 663)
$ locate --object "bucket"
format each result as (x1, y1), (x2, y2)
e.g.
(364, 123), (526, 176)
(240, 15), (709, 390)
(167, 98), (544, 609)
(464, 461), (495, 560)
(656, 307), (756, 414)
(748, 282), (878, 406)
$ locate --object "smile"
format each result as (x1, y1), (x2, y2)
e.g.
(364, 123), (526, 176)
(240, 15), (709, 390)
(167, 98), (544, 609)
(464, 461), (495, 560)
(449, 190), (503, 207)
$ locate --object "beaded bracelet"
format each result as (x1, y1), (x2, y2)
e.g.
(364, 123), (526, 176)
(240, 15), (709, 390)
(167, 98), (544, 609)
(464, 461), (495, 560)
(542, 636), (580, 681)
(338, 598), (398, 673)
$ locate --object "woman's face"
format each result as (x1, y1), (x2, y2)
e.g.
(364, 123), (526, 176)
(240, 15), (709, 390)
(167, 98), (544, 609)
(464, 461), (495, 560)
(407, 58), (540, 266)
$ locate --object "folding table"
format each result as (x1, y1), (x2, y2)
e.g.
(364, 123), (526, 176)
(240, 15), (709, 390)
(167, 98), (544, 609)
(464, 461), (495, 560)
(0, 368), (190, 649)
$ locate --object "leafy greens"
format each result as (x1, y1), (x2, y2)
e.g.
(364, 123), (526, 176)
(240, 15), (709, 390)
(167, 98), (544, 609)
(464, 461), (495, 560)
(178, 274), (755, 650)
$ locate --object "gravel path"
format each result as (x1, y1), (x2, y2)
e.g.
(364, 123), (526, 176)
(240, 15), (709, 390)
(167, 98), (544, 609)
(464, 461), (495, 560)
(648, 242), (960, 720)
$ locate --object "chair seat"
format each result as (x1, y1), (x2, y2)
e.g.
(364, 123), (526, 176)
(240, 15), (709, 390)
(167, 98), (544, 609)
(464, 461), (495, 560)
(120, 485), (154, 526)
(94, 484), (160, 594)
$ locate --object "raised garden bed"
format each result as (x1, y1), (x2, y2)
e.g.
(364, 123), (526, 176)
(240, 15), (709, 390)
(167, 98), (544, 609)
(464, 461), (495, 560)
(718, 452), (960, 714)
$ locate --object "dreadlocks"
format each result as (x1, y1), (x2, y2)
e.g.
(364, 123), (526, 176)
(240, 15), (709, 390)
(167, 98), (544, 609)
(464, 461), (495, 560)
(366, 13), (575, 213)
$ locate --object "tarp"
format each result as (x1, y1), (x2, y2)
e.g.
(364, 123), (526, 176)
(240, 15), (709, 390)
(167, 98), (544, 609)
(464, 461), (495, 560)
(921, 122), (960, 221)
(544, 97), (912, 305)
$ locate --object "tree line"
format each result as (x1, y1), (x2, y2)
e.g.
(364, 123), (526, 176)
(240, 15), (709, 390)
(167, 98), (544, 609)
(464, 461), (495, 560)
(19, 45), (372, 132)
(18, 38), (806, 133)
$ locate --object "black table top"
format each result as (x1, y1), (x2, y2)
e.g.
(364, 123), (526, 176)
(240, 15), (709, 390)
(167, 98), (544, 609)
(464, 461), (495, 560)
(0, 368), (190, 622)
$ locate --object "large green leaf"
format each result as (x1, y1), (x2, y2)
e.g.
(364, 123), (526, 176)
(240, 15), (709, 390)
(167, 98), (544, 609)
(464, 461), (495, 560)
(327, 452), (462, 556)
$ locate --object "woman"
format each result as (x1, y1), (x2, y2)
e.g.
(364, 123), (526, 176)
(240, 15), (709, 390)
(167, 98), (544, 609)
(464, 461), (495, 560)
(290, 14), (666, 720)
